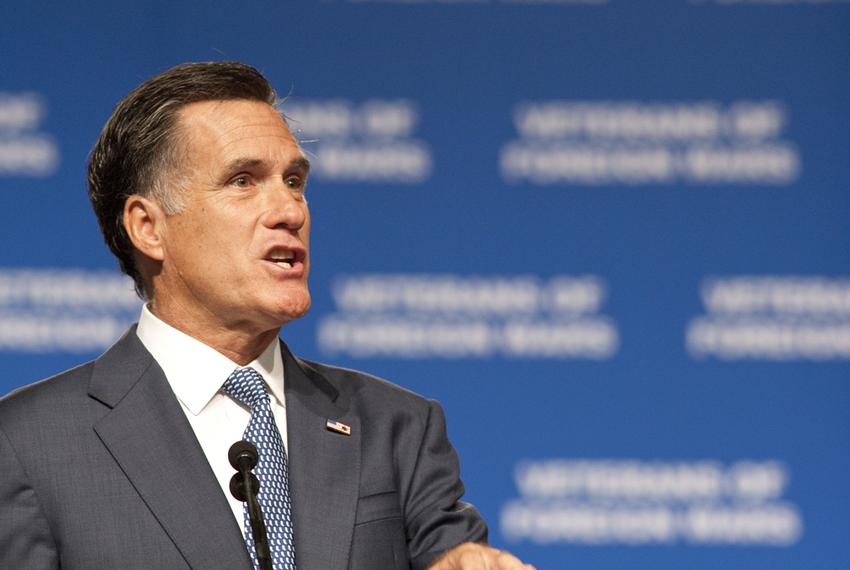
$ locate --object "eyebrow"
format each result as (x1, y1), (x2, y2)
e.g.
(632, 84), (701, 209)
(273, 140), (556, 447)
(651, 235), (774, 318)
(220, 156), (311, 180)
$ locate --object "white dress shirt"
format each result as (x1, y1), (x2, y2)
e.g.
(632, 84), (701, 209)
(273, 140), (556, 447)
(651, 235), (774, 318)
(135, 304), (288, 532)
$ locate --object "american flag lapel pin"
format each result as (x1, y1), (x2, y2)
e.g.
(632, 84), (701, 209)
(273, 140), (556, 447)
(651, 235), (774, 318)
(326, 418), (352, 436)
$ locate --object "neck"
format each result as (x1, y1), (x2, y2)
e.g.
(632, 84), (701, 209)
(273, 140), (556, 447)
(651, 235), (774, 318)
(146, 300), (281, 366)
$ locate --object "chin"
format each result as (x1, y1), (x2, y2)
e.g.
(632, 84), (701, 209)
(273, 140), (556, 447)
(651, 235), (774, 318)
(271, 293), (312, 325)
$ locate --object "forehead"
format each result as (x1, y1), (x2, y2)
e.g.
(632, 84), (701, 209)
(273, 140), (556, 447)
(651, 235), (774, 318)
(176, 99), (303, 163)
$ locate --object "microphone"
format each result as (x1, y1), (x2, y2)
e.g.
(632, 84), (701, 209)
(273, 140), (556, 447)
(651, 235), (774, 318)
(229, 440), (259, 473)
(230, 471), (260, 503)
(228, 440), (272, 570)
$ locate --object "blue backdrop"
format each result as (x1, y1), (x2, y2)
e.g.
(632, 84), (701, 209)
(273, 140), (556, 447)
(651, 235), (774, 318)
(1, 1), (849, 568)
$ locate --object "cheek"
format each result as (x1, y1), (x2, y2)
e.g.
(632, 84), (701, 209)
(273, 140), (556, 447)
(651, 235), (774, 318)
(302, 210), (312, 243)
(179, 218), (239, 271)
(165, 216), (205, 258)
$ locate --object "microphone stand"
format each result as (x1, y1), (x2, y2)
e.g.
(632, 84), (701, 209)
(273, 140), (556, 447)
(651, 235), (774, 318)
(229, 441), (273, 570)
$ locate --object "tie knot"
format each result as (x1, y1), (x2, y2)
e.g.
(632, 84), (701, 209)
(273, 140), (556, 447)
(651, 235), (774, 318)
(222, 367), (269, 410)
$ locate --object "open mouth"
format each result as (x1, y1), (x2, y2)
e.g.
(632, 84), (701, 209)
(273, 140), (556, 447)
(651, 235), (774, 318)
(265, 247), (305, 270)
(268, 252), (295, 269)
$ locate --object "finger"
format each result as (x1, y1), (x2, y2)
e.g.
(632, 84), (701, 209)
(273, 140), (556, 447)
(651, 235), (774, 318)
(491, 549), (536, 570)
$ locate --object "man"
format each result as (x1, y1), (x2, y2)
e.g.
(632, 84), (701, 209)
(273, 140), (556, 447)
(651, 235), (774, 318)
(0, 62), (532, 569)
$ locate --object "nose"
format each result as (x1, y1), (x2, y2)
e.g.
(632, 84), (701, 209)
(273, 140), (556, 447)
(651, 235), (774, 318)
(262, 180), (307, 231)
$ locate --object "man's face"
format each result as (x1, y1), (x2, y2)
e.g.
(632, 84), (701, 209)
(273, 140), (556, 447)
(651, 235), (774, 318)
(154, 99), (311, 334)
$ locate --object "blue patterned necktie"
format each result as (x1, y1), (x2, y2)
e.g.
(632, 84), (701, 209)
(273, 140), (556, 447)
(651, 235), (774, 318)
(223, 367), (296, 570)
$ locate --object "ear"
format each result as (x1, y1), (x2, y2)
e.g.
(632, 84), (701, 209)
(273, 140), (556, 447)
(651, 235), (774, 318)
(123, 195), (167, 262)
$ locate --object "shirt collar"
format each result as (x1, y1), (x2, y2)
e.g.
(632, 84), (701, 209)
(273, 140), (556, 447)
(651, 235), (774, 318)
(135, 304), (285, 415)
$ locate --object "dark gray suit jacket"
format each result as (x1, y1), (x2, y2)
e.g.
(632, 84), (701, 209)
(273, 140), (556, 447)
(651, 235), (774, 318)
(0, 327), (487, 569)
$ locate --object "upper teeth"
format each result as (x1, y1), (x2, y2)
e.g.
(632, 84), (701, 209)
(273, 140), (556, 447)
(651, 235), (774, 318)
(271, 251), (295, 267)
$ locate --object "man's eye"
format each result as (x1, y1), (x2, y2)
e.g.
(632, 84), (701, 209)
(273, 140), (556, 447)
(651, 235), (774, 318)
(231, 175), (250, 188)
(285, 176), (305, 190)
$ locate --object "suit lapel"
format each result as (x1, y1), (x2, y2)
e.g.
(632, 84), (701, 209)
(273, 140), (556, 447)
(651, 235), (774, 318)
(282, 342), (361, 570)
(89, 329), (251, 570)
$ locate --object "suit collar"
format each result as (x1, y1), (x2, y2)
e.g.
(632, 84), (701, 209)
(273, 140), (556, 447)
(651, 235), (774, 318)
(89, 328), (252, 570)
(282, 341), (361, 570)
(87, 326), (153, 408)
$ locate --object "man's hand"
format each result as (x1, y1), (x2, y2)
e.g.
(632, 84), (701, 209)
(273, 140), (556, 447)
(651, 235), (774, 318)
(428, 542), (535, 570)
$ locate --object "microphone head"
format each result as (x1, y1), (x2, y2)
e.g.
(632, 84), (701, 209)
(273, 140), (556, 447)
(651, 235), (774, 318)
(229, 471), (260, 502)
(228, 440), (259, 471)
